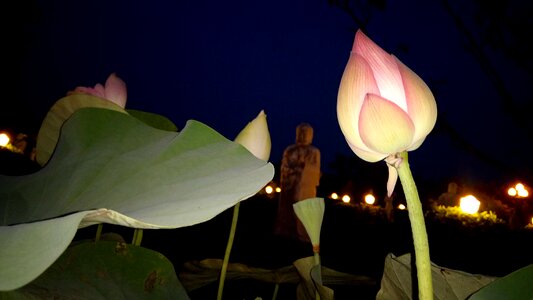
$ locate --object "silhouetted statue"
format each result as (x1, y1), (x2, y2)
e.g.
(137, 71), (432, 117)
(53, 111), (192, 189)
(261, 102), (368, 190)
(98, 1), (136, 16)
(437, 182), (460, 207)
(275, 123), (320, 242)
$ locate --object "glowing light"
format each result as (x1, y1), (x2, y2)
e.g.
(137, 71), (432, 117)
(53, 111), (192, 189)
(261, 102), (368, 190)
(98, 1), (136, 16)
(531, 217), (533, 225)
(341, 195), (351, 203)
(518, 189), (529, 197)
(265, 186), (273, 194)
(275, 187), (281, 193)
(364, 194), (376, 205)
(398, 204), (406, 210)
(330, 193), (339, 200)
(516, 183), (528, 197)
(459, 195), (480, 214)
(0, 133), (9, 147)
(508, 182), (529, 198)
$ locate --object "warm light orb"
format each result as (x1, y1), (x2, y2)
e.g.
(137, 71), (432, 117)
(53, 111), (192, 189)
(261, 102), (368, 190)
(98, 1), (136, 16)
(275, 187), (281, 193)
(398, 204), (406, 210)
(516, 183), (528, 197)
(364, 194), (376, 205)
(265, 185), (273, 194)
(518, 189), (529, 197)
(0, 133), (10, 147)
(508, 182), (529, 198)
(330, 192), (339, 200)
(460, 195), (480, 214)
(341, 195), (351, 203)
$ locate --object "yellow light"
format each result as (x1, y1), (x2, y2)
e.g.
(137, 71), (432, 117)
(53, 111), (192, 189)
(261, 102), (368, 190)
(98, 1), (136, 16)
(509, 182), (529, 198)
(0, 133), (10, 147)
(275, 187), (281, 193)
(459, 195), (480, 214)
(398, 204), (406, 210)
(364, 194), (375, 205)
(531, 217), (533, 225)
(330, 192), (339, 200)
(341, 195), (350, 203)
(265, 185), (273, 194)
(515, 183), (528, 197)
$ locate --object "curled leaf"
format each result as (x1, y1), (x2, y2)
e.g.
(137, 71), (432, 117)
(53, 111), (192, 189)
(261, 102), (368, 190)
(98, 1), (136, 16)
(0, 108), (274, 290)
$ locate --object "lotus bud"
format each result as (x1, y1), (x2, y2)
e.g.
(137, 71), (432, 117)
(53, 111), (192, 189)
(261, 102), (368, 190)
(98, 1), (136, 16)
(337, 30), (437, 196)
(235, 110), (271, 162)
(68, 73), (127, 108)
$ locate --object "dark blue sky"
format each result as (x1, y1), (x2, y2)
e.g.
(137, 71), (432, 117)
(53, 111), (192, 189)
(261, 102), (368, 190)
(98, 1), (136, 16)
(4, 0), (532, 188)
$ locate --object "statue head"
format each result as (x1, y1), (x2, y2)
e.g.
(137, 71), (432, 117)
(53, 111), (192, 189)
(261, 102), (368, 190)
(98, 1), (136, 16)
(447, 182), (458, 194)
(296, 123), (313, 145)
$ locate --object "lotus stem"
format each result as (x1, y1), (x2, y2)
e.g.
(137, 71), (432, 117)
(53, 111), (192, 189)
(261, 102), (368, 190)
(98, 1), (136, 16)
(217, 202), (240, 300)
(313, 250), (320, 266)
(271, 283), (279, 300)
(313, 249), (321, 300)
(396, 151), (433, 300)
(132, 229), (143, 246)
(95, 223), (103, 242)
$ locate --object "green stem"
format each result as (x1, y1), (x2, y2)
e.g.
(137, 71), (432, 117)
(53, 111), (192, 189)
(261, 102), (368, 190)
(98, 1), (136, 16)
(396, 151), (433, 300)
(313, 251), (321, 300)
(271, 283), (279, 300)
(313, 251), (320, 267)
(132, 229), (143, 246)
(95, 223), (103, 242)
(217, 202), (240, 300)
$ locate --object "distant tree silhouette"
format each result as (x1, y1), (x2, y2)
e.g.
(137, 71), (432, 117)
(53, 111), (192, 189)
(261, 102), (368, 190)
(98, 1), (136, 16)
(440, 0), (533, 138)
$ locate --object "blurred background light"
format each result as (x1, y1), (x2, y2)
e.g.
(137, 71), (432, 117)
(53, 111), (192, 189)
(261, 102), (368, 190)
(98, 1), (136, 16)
(341, 194), (350, 203)
(0, 133), (10, 147)
(364, 193), (375, 205)
(508, 182), (529, 198)
(460, 195), (481, 214)
(265, 185), (273, 194)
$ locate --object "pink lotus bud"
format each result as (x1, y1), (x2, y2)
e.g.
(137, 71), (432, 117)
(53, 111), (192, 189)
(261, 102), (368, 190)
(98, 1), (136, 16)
(68, 73), (127, 108)
(337, 30), (437, 195)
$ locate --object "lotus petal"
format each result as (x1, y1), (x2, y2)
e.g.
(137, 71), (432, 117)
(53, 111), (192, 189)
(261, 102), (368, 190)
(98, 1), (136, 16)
(359, 94), (414, 154)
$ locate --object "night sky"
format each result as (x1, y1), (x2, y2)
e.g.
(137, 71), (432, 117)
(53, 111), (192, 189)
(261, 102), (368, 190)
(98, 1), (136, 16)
(3, 1), (532, 192)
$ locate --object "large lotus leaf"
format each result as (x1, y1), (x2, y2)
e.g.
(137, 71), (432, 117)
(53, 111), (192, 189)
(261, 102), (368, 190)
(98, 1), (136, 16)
(178, 258), (375, 293)
(178, 258), (300, 291)
(294, 257), (334, 300)
(376, 253), (497, 300)
(468, 264), (533, 300)
(35, 95), (180, 167)
(126, 109), (178, 132)
(0, 211), (91, 292)
(0, 108), (274, 290)
(35, 94), (127, 166)
(0, 241), (190, 300)
(310, 264), (335, 300)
